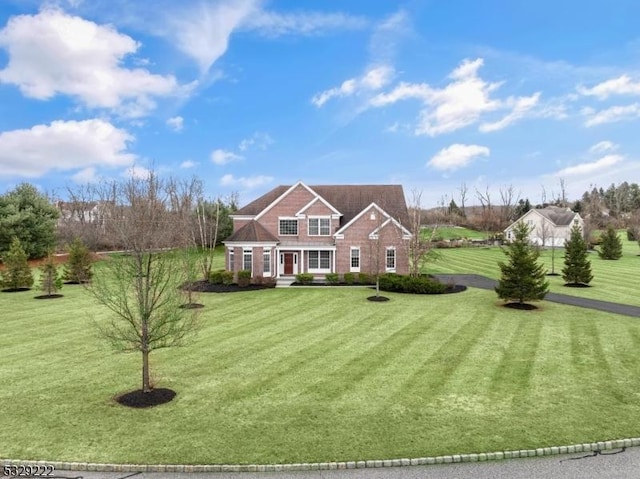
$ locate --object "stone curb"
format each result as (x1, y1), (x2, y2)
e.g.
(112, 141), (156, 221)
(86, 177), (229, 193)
(2, 438), (638, 473)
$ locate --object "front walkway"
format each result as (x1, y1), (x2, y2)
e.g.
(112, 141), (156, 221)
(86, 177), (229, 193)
(432, 274), (640, 318)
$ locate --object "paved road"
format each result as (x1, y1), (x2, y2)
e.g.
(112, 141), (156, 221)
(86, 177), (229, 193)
(43, 446), (638, 479)
(432, 274), (640, 318)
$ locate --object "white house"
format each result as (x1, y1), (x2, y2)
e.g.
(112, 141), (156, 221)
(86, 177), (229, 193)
(504, 206), (583, 247)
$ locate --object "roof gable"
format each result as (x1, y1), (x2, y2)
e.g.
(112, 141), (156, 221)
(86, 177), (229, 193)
(225, 220), (279, 243)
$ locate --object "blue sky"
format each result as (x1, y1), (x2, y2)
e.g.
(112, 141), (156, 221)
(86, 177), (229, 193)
(1, 0), (640, 207)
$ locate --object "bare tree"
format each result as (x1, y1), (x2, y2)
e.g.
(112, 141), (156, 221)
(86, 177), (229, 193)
(408, 189), (439, 277)
(499, 184), (520, 230)
(558, 178), (568, 208)
(475, 186), (495, 235)
(458, 182), (468, 218)
(89, 172), (200, 394)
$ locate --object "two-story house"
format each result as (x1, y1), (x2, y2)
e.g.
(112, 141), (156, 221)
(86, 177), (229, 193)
(224, 182), (411, 278)
(504, 206), (584, 247)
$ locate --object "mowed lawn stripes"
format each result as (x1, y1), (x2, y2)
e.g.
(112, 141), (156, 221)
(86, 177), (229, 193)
(4, 284), (640, 464)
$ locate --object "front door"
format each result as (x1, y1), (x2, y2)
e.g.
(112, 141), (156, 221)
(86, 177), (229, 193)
(284, 253), (294, 275)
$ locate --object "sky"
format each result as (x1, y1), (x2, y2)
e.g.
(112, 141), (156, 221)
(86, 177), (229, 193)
(1, 0), (640, 208)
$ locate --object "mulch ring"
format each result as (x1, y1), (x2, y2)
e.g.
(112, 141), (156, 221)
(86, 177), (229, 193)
(1, 287), (31, 293)
(183, 280), (275, 293)
(564, 283), (592, 288)
(115, 388), (176, 408)
(34, 294), (64, 299)
(367, 295), (390, 302)
(503, 302), (539, 311)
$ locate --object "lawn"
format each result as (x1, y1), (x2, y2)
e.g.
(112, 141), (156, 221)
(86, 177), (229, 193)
(3, 282), (640, 465)
(422, 225), (488, 241)
(426, 233), (640, 306)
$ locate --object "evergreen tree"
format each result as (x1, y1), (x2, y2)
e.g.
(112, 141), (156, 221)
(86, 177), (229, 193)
(598, 225), (623, 260)
(495, 221), (549, 305)
(39, 254), (63, 296)
(0, 237), (34, 291)
(562, 224), (593, 285)
(63, 237), (93, 283)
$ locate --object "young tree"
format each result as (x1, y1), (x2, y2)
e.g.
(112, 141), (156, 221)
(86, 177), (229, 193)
(562, 223), (593, 286)
(0, 183), (59, 258)
(89, 172), (200, 394)
(408, 189), (439, 277)
(0, 237), (34, 291)
(63, 237), (94, 284)
(39, 254), (63, 297)
(598, 225), (623, 260)
(495, 221), (549, 305)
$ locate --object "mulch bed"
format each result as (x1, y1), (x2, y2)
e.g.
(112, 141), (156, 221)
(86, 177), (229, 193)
(183, 280), (275, 293)
(564, 283), (592, 288)
(179, 303), (205, 309)
(503, 303), (539, 310)
(367, 295), (390, 302)
(34, 294), (64, 299)
(1, 287), (31, 293)
(115, 388), (176, 408)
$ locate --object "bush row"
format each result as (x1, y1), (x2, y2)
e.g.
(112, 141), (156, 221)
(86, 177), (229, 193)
(378, 273), (447, 294)
(209, 269), (276, 287)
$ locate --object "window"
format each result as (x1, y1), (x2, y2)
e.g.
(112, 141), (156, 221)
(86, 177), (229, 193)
(386, 247), (396, 271)
(308, 251), (331, 270)
(243, 248), (252, 272)
(263, 250), (271, 274)
(279, 219), (298, 235)
(229, 249), (234, 271)
(308, 217), (330, 236)
(350, 247), (360, 272)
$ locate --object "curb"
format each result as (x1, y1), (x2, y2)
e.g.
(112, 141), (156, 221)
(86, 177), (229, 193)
(2, 437), (638, 473)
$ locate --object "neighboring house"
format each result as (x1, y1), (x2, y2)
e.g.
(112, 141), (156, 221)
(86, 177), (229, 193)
(504, 206), (583, 247)
(224, 182), (411, 278)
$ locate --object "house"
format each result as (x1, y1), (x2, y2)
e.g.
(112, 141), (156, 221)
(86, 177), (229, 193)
(224, 182), (411, 278)
(504, 206), (583, 247)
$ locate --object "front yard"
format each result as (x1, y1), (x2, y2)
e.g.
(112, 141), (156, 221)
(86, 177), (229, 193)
(2, 283), (640, 464)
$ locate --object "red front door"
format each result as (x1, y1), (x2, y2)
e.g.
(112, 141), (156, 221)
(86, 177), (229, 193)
(284, 253), (294, 275)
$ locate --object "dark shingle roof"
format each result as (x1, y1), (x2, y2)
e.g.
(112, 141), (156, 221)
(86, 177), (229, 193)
(234, 184), (410, 227)
(536, 206), (577, 226)
(226, 220), (279, 243)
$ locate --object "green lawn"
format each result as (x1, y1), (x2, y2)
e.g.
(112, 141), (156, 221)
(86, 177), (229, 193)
(426, 234), (640, 306)
(423, 225), (488, 241)
(3, 283), (640, 464)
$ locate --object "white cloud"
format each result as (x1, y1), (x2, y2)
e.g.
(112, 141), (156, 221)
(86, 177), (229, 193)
(583, 103), (640, 126)
(0, 9), (182, 117)
(312, 65), (395, 107)
(555, 154), (624, 177)
(0, 119), (135, 178)
(369, 10), (410, 63)
(72, 167), (97, 184)
(479, 93), (541, 132)
(180, 160), (197, 169)
(211, 149), (243, 165)
(370, 58), (538, 136)
(238, 132), (274, 152)
(167, 0), (259, 74)
(589, 141), (618, 154)
(220, 174), (273, 189)
(123, 165), (151, 179)
(578, 75), (640, 99)
(428, 144), (490, 171)
(166, 116), (184, 132)
(243, 10), (367, 37)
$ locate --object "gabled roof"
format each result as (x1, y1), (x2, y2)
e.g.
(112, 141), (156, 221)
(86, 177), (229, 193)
(225, 220), (279, 243)
(535, 206), (578, 226)
(234, 183), (410, 227)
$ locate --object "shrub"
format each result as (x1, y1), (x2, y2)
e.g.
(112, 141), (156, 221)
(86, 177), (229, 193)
(627, 228), (638, 241)
(63, 237), (93, 283)
(262, 277), (277, 288)
(237, 270), (252, 287)
(295, 273), (314, 285)
(357, 272), (373, 285)
(252, 274), (264, 285)
(378, 273), (446, 294)
(39, 254), (63, 296)
(325, 273), (339, 285)
(209, 269), (233, 285)
(562, 224), (593, 285)
(0, 237), (34, 291)
(343, 272), (355, 285)
(598, 225), (623, 260)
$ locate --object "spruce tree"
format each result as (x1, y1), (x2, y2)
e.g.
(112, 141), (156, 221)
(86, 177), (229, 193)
(63, 237), (93, 283)
(598, 225), (623, 260)
(495, 221), (549, 305)
(562, 223), (593, 285)
(1, 237), (34, 291)
(39, 254), (63, 297)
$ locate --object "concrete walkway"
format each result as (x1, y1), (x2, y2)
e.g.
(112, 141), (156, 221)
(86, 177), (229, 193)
(432, 274), (640, 318)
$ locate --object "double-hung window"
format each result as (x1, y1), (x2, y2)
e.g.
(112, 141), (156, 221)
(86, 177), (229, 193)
(243, 248), (252, 272)
(308, 251), (331, 271)
(279, 219), (298, 235)
(386, 247), (396, 271)
(263, 250), (271, 274)
(229, 249), (234, 271)
(308, 217), (330, 236)
(350, 247), (360, 272)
